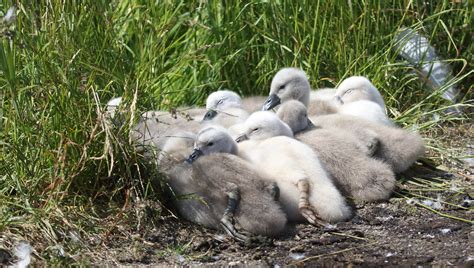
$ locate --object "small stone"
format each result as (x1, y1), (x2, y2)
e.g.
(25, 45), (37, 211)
(176, 254), (185, 263)
(289, 252), (305, 261)
(440, 228), (451, 234)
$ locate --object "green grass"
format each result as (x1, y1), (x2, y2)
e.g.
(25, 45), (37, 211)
(0, 0), (472, 264)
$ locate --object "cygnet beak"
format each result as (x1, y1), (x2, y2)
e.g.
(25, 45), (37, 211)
(307, 118), (315, 128)
(186, 148), (203, 164)
(202, 110), (218, 121)
(262, 94), (281, 111)
(235, 134), (249, 143)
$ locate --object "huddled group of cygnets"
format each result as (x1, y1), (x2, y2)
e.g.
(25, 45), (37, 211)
(115, 67), (425, 241)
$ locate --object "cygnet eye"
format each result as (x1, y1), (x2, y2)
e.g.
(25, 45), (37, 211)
(252, 127), (259, 133)
(278, 84), (285, 90)
(217, 99), (224, 105)
(207, 141), (214, 146)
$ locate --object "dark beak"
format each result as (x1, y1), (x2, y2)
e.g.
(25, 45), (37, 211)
(186, 148), (203, 164)
(262, 94), (281, 111)
(235, 134), (249, 143)
(334, 95), (344, 105)
(307, 118), (315, 128)
(202, 110), (218, 121)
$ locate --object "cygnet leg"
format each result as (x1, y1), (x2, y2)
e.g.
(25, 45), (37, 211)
(220, 186), (250, 242)
(297, 179), (325, 226)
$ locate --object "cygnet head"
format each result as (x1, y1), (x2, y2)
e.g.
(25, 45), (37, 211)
(158, 131), (195, 165)
(262, 68), (311, 111)
(276, 100), (312, 134)
(186, 126), (237, 163)
(236, 111), (293, 142)
(206, 90), (242, 110)
(335, 76), (385, 109)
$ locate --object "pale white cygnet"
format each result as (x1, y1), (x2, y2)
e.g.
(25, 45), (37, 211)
(236, 111), (353, 224)
(338, 100), (393, 126)
(206, 90), (243, 110)
(206, 89), (266, 113)
(335, 76), (386, 110)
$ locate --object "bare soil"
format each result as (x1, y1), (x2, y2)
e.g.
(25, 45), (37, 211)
(93, 185), (472, 267)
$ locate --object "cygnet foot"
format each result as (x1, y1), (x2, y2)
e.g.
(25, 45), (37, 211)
(220, 186), (250, 242)
(297, 179), (326, 226)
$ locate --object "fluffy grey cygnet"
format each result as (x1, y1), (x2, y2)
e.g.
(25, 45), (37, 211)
(311, 113), (425, 173)
(263, 68), (312, 111)
(277, 100), (396, 202)
(104, 97), (206, 157)
(131, 110), (203, 158)
(159, 129), (287, 240)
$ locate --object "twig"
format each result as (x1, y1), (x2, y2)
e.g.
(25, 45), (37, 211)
(330, 232), (370, 241)
(292, 241), (379, 265)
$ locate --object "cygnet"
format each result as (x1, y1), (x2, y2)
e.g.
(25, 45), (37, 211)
(160, 129), (287, 241)
(235, 111), (353, 224)
(311, 113), (425, 173)
(277, 100), (396, 202)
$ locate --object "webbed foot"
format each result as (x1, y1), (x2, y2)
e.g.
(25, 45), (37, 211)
(219, 186), (251, 242)
(220, 214), (251, 242)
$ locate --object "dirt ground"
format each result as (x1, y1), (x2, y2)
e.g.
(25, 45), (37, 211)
(88, 123), (473, 267)
(93, 182), (472, 267)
